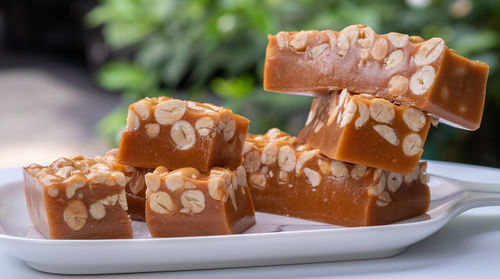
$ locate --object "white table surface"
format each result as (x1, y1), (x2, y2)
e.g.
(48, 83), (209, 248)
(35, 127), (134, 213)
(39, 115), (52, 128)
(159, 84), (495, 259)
(1, 161), (499, 279)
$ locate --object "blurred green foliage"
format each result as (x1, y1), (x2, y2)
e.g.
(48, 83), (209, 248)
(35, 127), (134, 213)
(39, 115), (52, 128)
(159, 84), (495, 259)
(87, 0), (500, 166)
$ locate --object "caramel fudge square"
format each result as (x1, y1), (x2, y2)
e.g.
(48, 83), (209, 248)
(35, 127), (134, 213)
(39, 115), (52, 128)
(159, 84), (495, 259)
(118, 97), (249, 172)
(298, 89), (432, 174)
(244, 129), (430, 227)
(264, 25), (489, 130)
(145, 166), (255, 237)
(23, 155), (132, 239)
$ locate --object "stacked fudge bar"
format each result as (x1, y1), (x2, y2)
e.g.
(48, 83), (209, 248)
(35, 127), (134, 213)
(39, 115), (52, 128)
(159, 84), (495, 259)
(244, 24), (488, 226)
(23, 97), (256, 239)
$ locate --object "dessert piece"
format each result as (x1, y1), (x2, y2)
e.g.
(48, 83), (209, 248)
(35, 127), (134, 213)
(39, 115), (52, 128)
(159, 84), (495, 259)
(145, 166), (255, 237)
(298, 89), (432, 174)
(23, 155), (132, 239)
(105, 149), (150, 221)
(243, 129), (430, 227)
(264, 25), (489, 130)
(118, 96), (250, 171)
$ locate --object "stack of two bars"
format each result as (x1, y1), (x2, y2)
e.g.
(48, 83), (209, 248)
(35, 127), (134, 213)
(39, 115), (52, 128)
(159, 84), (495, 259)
(24, 97), (257, 239)
(247, 24), (489, 226)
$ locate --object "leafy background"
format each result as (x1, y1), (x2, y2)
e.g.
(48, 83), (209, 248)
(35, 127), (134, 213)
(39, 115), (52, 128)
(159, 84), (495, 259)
(86, 0), (500, 167)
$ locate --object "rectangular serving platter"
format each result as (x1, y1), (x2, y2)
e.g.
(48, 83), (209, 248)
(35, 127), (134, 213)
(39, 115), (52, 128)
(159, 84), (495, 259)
(0, 161), (499, 274)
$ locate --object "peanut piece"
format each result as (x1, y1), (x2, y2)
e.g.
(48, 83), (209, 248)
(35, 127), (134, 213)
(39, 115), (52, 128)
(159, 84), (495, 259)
(65, 174), (87, 199)
(371, 38), (388, 60)
(145, 123), (160, 138)
(278, 145), (296, 172)
(403, 108), (426, 132)
(149, 191), (175, 214)
(208, 177), (227, 201)
(330, 161), (348, 178)
(250, 174), (267, 190)
(165, 173), (184, 191)
(415, 38), (444, 66)
(119, 190), (127, 210)
(244, 151), (261, 173)
(357, 26), (375, 48)
(63, 200), (87, 231)
(419, 163), (430, 184)
(337, 25), (359, 56)
(384, 50), (404, 70)
(126, 111), (140, 131)
(145, 172), (161, 192)
(295, 150), (318, 174)
(310, 43), (329, 59)
(376, 191), (392, 207)
(355, 101), (369, 128)
(388, 75), (409, 96)
(276, 32), (289, 49)
(370, 174), (386, 196)
(410, 65), (435, 95)
(134, 102), (150, 120)
(340, 99), (357, 127)
(55, 166), (74, 178)
(223, 119), (236, 141)
(290, 31), (308, 51)
(402, 133), (423, 156)
(369, 99), (395, 124)
(373, 125), (399, 145)
(243, 142), (255, 156)
(236, 166), (247, 187)
(195, 117), (215, 137)
(111, 171), (127, 187)
(351, 164), (367, 180)
(89, 202), (105, 220)
(261, 142), (278, 165)
(180, 190), (205, 214)
(387, 32), (409, 48)
(155, 100), (187, 125)
(304, 168), (321, 187)
(387, 172), (403, 192)
(171, 120), (196, 150)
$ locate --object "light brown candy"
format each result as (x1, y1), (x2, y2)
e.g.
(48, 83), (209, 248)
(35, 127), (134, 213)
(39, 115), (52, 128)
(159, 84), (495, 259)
(118, 97), (249, 172)
(245, 129), (430, 227)
(145, 166), (255, 237)
(23, 155), (132, 239)
(264, 25), (489, 130)
(298, 90), (432, 174)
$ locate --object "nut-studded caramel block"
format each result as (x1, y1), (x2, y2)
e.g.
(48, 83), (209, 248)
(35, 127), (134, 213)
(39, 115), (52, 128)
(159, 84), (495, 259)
(23, 155), (132, 239)
(298, 89), (432, 174)
(105, 149), (149, 221)
(118, 97), (250, 171)
(264, 25), (489, 130)
(244, 129), (430, 226)
(145, 166), (255, 237)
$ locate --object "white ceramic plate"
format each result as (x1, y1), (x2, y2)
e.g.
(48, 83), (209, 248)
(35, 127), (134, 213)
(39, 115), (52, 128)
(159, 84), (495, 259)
(0, 161), (499, 275)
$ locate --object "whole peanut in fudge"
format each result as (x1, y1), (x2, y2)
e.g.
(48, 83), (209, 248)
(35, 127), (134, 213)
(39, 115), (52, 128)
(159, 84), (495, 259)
(264, 25), (489, 130)
(298, 89), (432, 174)
(145, 166), (255, 237)
(105, 149), (150, 221)
(118, 97), (249, 171)
(243, 129), (430, 227)
(23, 155), (132, 239)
